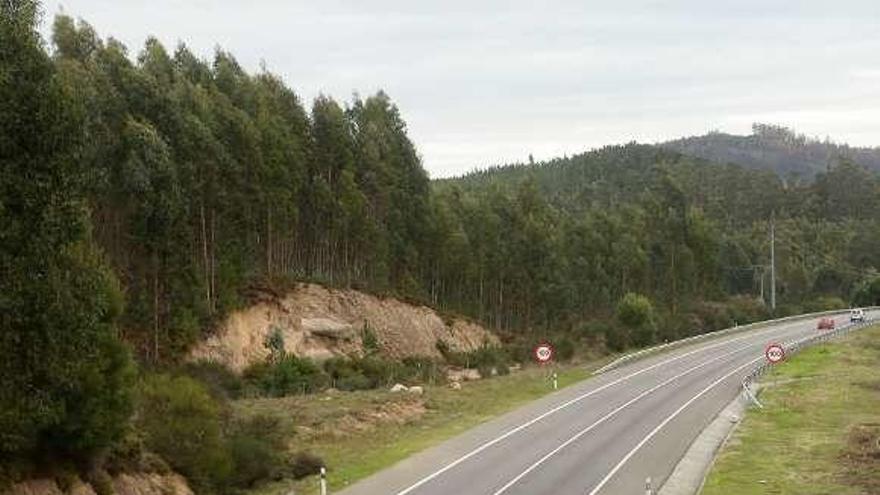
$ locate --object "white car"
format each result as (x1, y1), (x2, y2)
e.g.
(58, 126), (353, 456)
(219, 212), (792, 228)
(850, 308), (866, 323)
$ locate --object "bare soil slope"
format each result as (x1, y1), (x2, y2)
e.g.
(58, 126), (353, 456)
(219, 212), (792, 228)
(190, 283), (499, 371)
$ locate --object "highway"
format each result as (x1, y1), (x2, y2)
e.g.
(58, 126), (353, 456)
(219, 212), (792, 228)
(337, 311), (876, 495)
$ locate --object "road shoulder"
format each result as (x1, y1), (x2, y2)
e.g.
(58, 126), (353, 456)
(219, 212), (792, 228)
(699, 324), (880, 495)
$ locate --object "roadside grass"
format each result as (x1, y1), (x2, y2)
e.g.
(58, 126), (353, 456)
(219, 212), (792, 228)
(238, 363), (595, 495)
(701, 325), (880, 495)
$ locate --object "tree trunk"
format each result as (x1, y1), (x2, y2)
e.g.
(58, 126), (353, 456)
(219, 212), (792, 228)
(200, 202), (211, 313)
(153, 251), (160, 363)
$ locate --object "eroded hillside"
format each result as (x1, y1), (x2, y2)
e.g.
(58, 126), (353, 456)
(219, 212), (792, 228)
(190, 283), (499, 371)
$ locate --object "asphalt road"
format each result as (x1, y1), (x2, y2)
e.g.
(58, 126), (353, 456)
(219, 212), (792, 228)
(338, 311), (875, 495)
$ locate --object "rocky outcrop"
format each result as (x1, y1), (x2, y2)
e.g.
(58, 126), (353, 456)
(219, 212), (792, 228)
(190, 283), (499, 372)
(3, 474), (192, 495)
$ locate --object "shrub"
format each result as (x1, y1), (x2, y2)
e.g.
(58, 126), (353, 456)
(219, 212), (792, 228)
(361, 323), (380, 354)
(263, 326), (285, 363)
(245, 356), (329, 397)
(136, 374), (232, 493)
(616, 293), (655, 328)
(401, 356), (445, 384)
(617, 293), (657, 347)
(227, 415), (286, 489)
(289, 452), (324, 480)
(555, 338), (575, 361)
(725, 295), (769, 324)
(181, 361), (243, 400)
(604, 327), (631, 352)
(804, 296), (847, 312)
(852, 275), (880, 306)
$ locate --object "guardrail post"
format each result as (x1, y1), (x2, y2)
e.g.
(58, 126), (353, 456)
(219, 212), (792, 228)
(645, 476), (653, 495)
(320, 466), (327, 495)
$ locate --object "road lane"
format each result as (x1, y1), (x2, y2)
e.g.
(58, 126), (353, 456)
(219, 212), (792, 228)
(338, 311), (873, 495)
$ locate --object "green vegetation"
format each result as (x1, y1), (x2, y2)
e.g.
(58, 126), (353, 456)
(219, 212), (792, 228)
(3, 0), (880, 492)
(0, 0), (135, 476)
(25, 5), (880, 368)
(664, 124), (880, 179)
(234, 364), (591, 495)
(701, 325), (880, 495)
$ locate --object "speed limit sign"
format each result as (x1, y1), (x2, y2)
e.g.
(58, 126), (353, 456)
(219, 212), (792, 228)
(534, 342), (555, 364)
(765, 343), (785, 364)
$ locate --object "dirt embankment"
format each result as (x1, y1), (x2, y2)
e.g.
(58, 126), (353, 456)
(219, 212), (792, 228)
(4, 474), (192, 495)
(190, 283), (499, 372)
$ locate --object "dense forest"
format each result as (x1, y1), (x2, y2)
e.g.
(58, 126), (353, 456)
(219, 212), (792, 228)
(3, 1), (880, 490)
(434, 145), (880, 345)
(663, 123), (880, 180)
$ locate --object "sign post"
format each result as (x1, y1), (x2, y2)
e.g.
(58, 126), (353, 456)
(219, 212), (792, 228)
(765, 343), (785, 364)
(533, 342), (556, 389)
(765, 343), (785, 390)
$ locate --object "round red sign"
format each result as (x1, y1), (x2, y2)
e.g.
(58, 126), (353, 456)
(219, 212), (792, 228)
(534, 342), (555, 364)
(765, 343), (785, 364)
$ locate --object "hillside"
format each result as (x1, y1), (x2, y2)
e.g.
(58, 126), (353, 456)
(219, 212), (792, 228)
(190, 283), (499, 372)
(661, 124), (880, 180)
(5, 4), (880, 494)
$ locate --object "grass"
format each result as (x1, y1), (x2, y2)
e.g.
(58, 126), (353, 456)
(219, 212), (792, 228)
(237, 363), (596, 495)
(701, 324), (880, 495)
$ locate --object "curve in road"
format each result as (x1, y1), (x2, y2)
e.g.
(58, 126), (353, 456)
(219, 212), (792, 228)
(338, 311), (875, 495)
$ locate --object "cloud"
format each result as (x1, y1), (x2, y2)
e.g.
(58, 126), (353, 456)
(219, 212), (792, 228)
(41, 0), (880, 177)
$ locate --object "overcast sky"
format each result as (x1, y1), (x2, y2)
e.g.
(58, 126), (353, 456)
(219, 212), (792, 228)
(39, 1), (880, 178)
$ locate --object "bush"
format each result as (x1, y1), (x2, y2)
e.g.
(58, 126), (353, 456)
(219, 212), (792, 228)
(361, 323), (380, 354)
(617, 293), (657, 347)
(181, 361), (243, 400)
(136, 374), (232, 493)
(725, 295), (769, 325)
(852, 276), (880, 306)
(244, 356), (329, 397)
(555, 338), (575, 361)
(400, 356), (445, 384)
(604, 327), (631, 352)
(323, 358), (368, 391)
(289, 452), (324, 480)
(617, 293), (655, 328)
(226, 415), (286, 488)
(804, 296), (847, 312)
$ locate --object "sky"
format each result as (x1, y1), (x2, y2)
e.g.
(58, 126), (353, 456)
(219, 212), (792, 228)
(39, 0), (880, 178)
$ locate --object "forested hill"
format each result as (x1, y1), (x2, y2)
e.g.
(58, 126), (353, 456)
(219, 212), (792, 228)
(18, 14), (880, 367)
(4, 3), (880, 483)
(434, 142), (880, 345)
(660, 123), (880, 180)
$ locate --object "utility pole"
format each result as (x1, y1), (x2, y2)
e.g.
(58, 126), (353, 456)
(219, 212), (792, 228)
(770, 215), (776, 312)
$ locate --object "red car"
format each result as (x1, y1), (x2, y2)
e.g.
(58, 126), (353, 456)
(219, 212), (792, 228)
(817, 317), (835, 330)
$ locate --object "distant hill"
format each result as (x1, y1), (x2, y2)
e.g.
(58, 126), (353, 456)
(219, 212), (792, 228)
(660, 124), (880, 180)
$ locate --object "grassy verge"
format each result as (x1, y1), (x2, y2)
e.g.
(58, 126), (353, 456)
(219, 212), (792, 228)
(236, 363), (592, 495)
(701, 324), (880, 495)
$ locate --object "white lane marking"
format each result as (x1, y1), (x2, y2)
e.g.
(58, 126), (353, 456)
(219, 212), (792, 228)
(393, 321), (808, 495)
(490, 341), (757, 495)
(584, 356), (761, 495)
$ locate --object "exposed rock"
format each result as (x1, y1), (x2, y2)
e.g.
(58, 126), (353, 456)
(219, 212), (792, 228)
(3, 474), (192, 495)
(301, 318), (356, 340)
(447, 368), (482, 382)
(407, 386), (424, 395)
(449, 381), (462, 390)
(113, 474), (192, 495)
(190, 283), (499, 372)
(390, 383), (409, 392)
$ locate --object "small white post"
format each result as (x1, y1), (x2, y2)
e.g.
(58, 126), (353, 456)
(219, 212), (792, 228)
(552, 372), (558, 390)
(645, 476), (653, 495)
(320, 466), (327, 495)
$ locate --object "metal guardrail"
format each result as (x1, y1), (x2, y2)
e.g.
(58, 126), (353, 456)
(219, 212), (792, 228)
(593, 307), (880, 375)
(740, 317), (875, 408)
